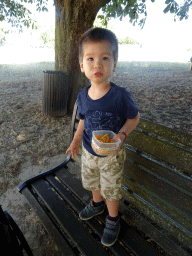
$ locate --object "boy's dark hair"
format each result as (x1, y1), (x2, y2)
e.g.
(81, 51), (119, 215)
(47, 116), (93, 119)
(79, 27), (118, 62)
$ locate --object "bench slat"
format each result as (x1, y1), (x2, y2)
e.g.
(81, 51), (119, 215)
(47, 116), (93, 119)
(122, 176), (192, 227)
(119, 222), (163, 256)
(123, 170), (192, 237)
(46, 174), (85, 216)
(22, 187), (76, 256)
(56, 166), (92, 205)
(122, 183), (192, 252)
(125, 147), (192, 194)
(123, 160), (192, 219)
(46, 174), (105, 237)
(31, 179), (109, 256)
(126, 130), (192, 174)
(120, 199), (191, 256)
(137, 119), (192, 148)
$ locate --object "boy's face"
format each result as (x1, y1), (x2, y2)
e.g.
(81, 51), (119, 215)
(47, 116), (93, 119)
(80, 40), (116, 87)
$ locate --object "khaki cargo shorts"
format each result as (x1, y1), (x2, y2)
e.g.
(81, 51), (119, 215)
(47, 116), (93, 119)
(81, 145), (126, 201)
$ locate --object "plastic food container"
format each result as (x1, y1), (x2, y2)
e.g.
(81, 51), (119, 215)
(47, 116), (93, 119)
(91, 130), (121, 156)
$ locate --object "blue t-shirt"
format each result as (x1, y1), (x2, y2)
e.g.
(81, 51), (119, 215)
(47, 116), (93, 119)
(77, 82), (139, 156)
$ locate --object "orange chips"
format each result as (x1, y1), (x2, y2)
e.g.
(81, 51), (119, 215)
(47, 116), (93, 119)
(95, 134), (114, 143)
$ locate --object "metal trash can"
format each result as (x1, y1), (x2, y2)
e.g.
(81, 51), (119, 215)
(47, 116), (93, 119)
(42, 71), (69, 116)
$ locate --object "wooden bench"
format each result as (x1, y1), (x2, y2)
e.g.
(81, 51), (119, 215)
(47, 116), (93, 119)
(18, 101), (192, 256)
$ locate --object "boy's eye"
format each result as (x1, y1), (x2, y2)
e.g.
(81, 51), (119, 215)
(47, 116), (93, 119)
(103, 57), (109, 60)
(88, 58), (93, 61)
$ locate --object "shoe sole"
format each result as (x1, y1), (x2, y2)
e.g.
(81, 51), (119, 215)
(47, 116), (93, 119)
(101, 237), (118, 247)
(79, 208), (105, 220)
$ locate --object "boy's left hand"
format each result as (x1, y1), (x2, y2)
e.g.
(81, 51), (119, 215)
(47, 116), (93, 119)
(113, 133), (125, 154)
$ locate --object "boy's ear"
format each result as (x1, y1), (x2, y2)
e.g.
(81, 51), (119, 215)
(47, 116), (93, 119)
(80, 62), (85, 73)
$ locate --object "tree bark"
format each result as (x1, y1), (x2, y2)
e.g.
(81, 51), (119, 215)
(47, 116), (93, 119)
(54, 0), (110, 113)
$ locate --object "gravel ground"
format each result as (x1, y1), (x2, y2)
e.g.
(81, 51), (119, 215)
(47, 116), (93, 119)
(1, 60), (191, 135)
(113, 61), (192, 135)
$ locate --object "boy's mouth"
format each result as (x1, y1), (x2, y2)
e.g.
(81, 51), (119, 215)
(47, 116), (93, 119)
(94, 72), (103, 77)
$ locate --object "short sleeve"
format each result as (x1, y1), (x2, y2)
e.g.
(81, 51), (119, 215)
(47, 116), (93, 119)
(121, 88), (138, 119)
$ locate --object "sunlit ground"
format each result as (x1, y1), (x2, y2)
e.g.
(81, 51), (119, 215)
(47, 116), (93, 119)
(0, 45), (191, 64)
(118, 45), (191, 63)
(0, 46), (55, 64)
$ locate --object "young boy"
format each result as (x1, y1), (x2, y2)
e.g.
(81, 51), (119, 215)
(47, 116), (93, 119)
(66, 27), (139, 247)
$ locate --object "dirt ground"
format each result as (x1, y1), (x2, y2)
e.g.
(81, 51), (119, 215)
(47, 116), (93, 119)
(0, 61), (192, 255)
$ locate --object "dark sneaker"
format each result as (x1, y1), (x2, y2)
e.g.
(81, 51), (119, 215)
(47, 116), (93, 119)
(79, 200), (105, 220)
(101, 217), (120, 247)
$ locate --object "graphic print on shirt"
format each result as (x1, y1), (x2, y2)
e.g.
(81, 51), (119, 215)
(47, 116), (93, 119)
(84, 111), (121, 135)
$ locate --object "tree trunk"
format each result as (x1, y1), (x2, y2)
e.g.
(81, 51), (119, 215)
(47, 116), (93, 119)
(54, 0), (110, 113)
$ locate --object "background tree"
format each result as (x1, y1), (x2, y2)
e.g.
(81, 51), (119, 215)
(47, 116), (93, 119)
(0, 26), (6, 45)
(0, 0), (191, 111)
(40, 25), (54, 47)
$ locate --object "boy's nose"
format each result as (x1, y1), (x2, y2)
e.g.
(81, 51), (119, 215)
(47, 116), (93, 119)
(94, 60), (102, 69)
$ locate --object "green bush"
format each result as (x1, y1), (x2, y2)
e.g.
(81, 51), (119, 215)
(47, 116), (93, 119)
(118, 36), (139, 45)
(0, 27), (6, 45)
(40, 28), (54, 48)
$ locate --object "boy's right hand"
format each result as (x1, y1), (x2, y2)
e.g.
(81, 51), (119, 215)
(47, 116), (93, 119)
(66, 142), (80, 159)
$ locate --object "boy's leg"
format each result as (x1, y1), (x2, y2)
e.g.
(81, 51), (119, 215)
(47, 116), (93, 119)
(79, 147), (105, 220)
(92, 190), (103, 202)
(106, 199), (119, 217)
(99, 147), (126, 246)
(101, 199), (121, 247)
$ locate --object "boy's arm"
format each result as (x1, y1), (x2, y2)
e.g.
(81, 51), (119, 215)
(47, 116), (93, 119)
(72, 119), (85, 144)
(119, 112), (140, 139)
(115, 113), (140, 147)
(66, 119), (84, 158)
